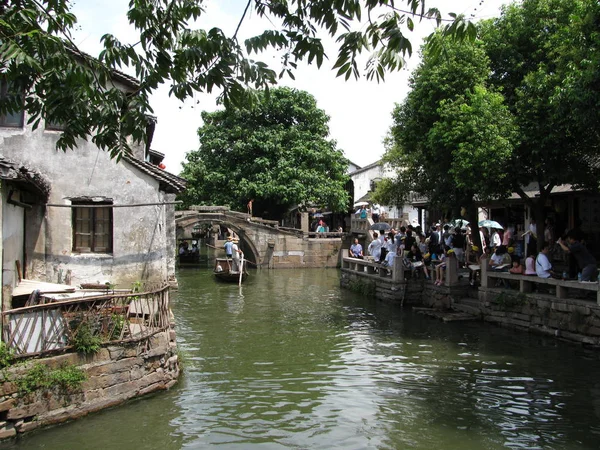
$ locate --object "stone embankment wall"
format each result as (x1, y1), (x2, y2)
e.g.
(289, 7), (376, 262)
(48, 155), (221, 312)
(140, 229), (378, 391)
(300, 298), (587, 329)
(340, 270), (407, 303)
(0, 329), (179, 439)
(476, 288), (600, 345)
(269, 237), (343, 268)
(341, 268), (600, 346)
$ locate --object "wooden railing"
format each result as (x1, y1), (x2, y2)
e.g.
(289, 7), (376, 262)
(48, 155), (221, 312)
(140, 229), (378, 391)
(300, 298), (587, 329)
(481, 258), (600, 304)
(2, 285), (171, 357)
(342, 253), (461, 286)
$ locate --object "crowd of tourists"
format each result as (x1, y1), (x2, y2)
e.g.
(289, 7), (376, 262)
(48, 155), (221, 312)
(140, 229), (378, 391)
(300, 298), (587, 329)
(349, 219), (598, 286)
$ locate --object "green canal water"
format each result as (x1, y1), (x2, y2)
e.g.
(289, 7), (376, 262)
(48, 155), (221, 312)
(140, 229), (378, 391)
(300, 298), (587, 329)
(3, 266), (600, 449)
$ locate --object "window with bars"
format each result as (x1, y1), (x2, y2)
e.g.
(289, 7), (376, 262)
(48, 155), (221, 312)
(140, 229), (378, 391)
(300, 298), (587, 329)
(72, 202), (113, 253)
(0, 79), (24, 128)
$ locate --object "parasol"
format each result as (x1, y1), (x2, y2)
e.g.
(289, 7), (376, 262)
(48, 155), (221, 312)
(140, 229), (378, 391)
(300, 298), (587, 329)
(478, 220), (503, 230)
(370, 222), (391, 231)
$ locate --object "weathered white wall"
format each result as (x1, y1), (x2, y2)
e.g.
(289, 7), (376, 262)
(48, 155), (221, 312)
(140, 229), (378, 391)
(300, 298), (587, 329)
(1, 185), (24, 289)
(0, 121), (175, 288)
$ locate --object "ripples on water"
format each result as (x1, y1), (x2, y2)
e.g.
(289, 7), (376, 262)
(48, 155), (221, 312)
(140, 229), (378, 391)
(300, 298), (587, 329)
(3, 266), (600, 450)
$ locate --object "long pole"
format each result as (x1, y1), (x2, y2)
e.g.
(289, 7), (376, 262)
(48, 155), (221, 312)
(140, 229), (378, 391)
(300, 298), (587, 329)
(239, 253), (244, 286)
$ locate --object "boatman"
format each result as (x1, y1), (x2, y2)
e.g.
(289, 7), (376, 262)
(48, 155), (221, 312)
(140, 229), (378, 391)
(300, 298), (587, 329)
(224, 236), (233, 256)
(231, 238), (243, 272)
(224, 236), (233, 271)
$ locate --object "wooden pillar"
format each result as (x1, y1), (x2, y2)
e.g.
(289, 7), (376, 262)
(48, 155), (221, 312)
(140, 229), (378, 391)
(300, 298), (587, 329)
(480, 255), (489, 289)
(392, 256), (404, 282)
(301, 212), (309, 233)
(445, 253), (459, 286)
(520, 278), (533, 293)
(556, 283), (568, 299)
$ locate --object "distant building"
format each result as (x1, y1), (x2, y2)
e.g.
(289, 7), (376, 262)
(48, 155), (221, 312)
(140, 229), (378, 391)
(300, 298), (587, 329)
(348, 160), (420, 224)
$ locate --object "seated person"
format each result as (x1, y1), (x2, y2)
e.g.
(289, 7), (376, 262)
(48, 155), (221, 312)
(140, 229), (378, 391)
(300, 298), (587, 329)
(406, 243), (431, 279)
(524, 249), (536, 275)
(383, 250), (395, 267)
(490, 245), (511, 270)
(535, 242), (556, 279)
(509, 260), (523, 274)
(350, 238), (364, 259)
(434, 249), (448, 286)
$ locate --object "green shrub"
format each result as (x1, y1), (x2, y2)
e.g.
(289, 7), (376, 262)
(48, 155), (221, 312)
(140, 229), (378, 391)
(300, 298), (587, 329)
(109, 313), (125, 341)
(16, 363), (86, 395)
(70, 321), (103, 354)
(0, 342), (14, 369)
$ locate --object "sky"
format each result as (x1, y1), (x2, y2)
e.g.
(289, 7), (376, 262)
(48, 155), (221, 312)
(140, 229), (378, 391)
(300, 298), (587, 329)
(71, 0), (511, 175)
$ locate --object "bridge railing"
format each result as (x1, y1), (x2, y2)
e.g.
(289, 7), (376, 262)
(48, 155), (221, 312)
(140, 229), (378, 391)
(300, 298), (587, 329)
(350, 218), (373, 234)
(307, 231), (344, 239)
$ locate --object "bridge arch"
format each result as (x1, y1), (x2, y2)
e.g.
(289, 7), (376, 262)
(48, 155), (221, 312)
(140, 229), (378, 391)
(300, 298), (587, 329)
(177, 217), (261, 265)
(175, 207), (344, 269)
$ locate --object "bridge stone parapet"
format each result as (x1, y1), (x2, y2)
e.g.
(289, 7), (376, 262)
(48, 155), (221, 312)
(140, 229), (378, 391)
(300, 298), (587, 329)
(175, 207), (344, 269)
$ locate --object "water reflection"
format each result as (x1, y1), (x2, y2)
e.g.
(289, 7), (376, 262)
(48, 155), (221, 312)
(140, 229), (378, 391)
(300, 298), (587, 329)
(3, 266), (600, 450)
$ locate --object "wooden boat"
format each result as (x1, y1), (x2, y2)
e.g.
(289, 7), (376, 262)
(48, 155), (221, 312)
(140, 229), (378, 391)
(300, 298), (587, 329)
(213, 257), (249, 283)
(178, 252), (201, 265)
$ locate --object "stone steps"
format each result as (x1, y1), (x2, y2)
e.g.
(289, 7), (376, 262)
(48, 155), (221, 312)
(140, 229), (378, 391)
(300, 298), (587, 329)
(452, 297), (482, 316)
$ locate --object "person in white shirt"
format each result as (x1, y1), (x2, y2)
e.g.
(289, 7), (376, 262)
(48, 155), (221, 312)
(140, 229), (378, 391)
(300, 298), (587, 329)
(535, 242), (554, 278)
(490, 229), (501, 249)
(368, 233), (382, 261)
(372, 203), (381, 222)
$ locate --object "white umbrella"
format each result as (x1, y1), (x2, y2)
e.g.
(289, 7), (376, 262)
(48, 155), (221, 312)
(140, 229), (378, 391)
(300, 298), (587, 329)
(354, 201), (369, 207)
(478, 220), (503, 230)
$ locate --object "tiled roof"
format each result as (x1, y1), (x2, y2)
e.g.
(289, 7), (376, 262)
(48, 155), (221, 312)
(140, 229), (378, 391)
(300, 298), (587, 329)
(0, 157), (50, 198)
(124, 156), (187, 194)
(348, 160), (382, 176)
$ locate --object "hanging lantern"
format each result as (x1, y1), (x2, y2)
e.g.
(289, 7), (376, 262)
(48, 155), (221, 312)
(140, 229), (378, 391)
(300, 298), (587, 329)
(158, 163), (166, 169)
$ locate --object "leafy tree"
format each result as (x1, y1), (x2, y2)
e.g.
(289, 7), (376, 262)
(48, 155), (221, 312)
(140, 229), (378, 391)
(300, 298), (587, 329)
(0, 0), (477, 159)
(179, 87), (349, 219)
(480, 0), (600, 247)
(377, 33), (517, 246)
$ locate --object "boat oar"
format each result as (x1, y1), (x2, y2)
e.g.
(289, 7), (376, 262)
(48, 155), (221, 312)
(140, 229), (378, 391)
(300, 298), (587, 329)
(239, 253), (244, 286)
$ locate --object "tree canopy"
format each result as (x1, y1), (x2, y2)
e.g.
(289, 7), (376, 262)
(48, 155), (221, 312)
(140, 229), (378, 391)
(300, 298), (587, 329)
(179, 87), (349, 219)
(481, 0), (600, 199)
(376, 31), (517, 225)
(0, 0), (476, 159)
(377, 0), (600, 248)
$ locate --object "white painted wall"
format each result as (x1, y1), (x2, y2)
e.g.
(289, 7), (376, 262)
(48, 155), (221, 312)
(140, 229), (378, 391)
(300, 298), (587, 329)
(0, 117), (177, 288)
(1, 185), (24, 290)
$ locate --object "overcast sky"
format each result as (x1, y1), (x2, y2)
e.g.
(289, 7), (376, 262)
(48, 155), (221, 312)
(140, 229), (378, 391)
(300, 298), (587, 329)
(71, 0), (510, 174)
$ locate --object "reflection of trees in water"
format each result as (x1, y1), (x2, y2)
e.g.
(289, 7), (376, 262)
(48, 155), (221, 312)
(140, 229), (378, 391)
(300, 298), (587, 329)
(369, 314), (600, 449)
(172, 268), (600, 448)
(176, 268), (361, 445)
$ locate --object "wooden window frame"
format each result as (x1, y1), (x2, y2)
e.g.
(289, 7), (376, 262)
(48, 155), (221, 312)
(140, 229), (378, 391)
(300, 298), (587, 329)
(72, 201), (113, 253)
(0, 79), (24, 128)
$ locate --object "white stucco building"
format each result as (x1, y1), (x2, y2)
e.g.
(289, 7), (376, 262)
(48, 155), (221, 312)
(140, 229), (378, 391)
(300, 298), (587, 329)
(0, 73), (185, 309)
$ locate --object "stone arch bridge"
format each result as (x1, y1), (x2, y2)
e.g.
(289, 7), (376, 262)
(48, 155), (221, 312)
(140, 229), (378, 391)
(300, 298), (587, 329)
(175, 206), (345, 268)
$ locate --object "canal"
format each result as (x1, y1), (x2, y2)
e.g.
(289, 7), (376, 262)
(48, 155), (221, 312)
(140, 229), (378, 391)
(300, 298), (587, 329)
(3, 266), (600, 449)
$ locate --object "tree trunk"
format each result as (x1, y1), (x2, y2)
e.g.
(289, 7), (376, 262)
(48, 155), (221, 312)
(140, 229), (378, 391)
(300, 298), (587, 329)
(466, 202), (482, 251)
(532, 196), (548, 253)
